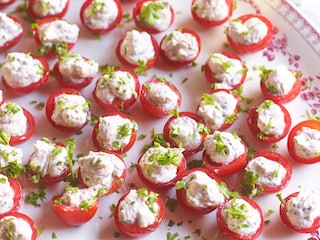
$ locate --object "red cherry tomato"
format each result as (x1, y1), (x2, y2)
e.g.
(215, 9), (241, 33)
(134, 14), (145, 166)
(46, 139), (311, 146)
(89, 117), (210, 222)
(132, 0), (174, 34)
(216, 197), (264, 240)
(0, 176), (22, 216)
(2, 55), (50, 95)
(246, 101), (291, 144)
(0, 212), (37, 240)
(287, 120), (320, 164)
(175, 167), (225, 215)
(191, 0), (233, 27)
(140, 77), (182, 117)
(0, 90), (4, 106)
(279, 191), (320, 233)
(114, 188), (165, 237)
(80, 0), (122, 34)
(0, 0), (15, 8)
(93, 69), (140, 111)
(159, 28), (201, 67)
(45, 88), (90, 133)
(226, 14), (274, 53)
(27, 0), (70, 20)
(0, 14), (23, 52)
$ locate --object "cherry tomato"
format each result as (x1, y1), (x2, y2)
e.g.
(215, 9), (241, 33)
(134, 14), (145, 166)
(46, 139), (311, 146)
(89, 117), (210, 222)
(27, 0), (70, 20)
(159, 28), (201, 67)
(132, 0), (174, 34)
(0, 14), (23, 52)
(80, 0), (122, 34)
(226, 14), (274, 53)
(0, 212), (37, 240)
(246, 101), (291, 144)
(140, 77), (182, 117)
(93, 69), (140, 111)
(0, 0), (15, 8)
(2, 55), (50, 95)
(216, 197), (264, 240)
(114, 188), (165, 237)
(0, 90), (5, 106)
(191, 0), (233, 27)
(0, 176), (22, 216)
(287, 120), (320, 164)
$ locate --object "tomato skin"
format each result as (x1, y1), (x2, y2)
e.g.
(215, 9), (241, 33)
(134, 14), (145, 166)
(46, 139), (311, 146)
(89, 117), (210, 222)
(159, 28), (201, 67)
(191, 0), (233, 27)
(0, 90), (4, 106)
(92, 69), (140, 111)
(52, 195), (99, 226)
(279, 191), (320, 233)
(246, 101), (291, 144)
(0, 177), (23, 217)
(175, 167), (224, 215)
(80, 0), (122, 34)
(140, 77), (182, 117)
(27, 0), (70, 20)
(132, 0), (174, 34)
(216, 197), (264, 240)
(0, 0), (15, 8)
(287, 120), (320, 164)
(226, 14), (274, 54)
(0, 212), (38, 240)
(45, 88), (89, 133)
(0, 15), (23, 52)
(2, 55), (50, 95)
(114, 188), (165, 237)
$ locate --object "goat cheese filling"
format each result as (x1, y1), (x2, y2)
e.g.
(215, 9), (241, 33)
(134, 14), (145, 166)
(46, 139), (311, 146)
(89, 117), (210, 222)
(0, 216), (33, 240)
(0, 174), (15, 214)
(0, 143), (23, 169)
(32, 0), (68, 17)
(0, 102), (27, 136)
(294, 127), (320, 159)
(0, 12), (22, 47)
(192, 0), (229, 21)
(57, 186), (98, 208)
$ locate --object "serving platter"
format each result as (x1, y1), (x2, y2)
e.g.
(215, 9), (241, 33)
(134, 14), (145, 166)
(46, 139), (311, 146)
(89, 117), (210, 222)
(1, 0), (320, 239)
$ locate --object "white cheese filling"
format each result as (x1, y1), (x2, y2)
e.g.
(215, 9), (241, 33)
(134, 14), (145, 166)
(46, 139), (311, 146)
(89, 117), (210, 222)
(120, 29), (155, 65)
(78, 151), (125, 189)
(146, 82), (179, 110)
(32, 0), (68, 17)
(0, 216), (33, 240)
(58, 186), (98, 208)
(51, 94), (89, 128)
(0, 174), (15, 214)
(286, 190), (320, 229)
(0, 102), (27, 136)
(192, 0), (229, 21)
(197, 90), (237, 131)
(227, 17), (268, 45)
(161, 30), (199, 61)
(0, 143), (23, 168)
(294, 126), (320, 159)
(204, 131), (245, 164)
(0, 12), (22, 47)
(182, 170), (225, 208)
(245, 156), (286, 187)
(83, 0), (119, 30)
(1, 52), (44, 88)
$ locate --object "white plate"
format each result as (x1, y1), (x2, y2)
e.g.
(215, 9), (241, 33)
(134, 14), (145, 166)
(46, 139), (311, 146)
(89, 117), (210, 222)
(1, 0), (320, 239)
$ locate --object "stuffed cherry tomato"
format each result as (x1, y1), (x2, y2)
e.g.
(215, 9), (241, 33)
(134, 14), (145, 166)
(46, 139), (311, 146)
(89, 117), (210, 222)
(32, 17), (79, 57)
(258, 65), (301, 103)
(247, 99), (291, 144)
(202, 131), (247, 176)
(0, 13), (23, 52)
(203, 52), (247, 90)
(53, 52), (99, 90)
(28, 138), (75, 184)
(163, 111), (208, 156)
(45, 88), (91, 133)
(140, 76), (181, 117)
(52, 185), (99, 226)
(1, 52), (50, 95)
(159, 28), (201, 67)
(93, 66), (140, 111)
(116, 29), (159, 70)
(0, 174), (22, 216)
(27, 0), (70, 20)
(0, 102), (35, 145)
(0, 139), (24, 178)
(114, 187), (165, 237)
(80, 0), (122, 34)
(287, 120), (320, 164)
(175, 168), (227, 215)
(137, 145), (186, 190)
(132, 0), (174, 34)
(0, 0), (16, 8)
(241, 151), (292, 197)
(196, 89), (239, 132)
(279, 190), (320, 233)
(225, 14), (274, 53)
(92, 112), (138, 154)
(217, 197), (264, 240)
(77, 150), (126, 196)
(0, 212), (37, 240)
(191, 0), (233, 27)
